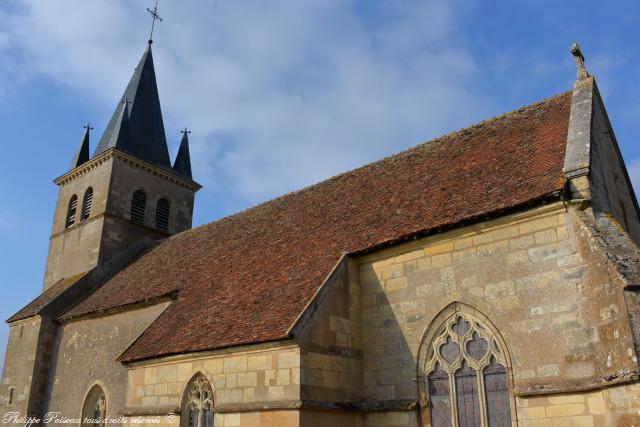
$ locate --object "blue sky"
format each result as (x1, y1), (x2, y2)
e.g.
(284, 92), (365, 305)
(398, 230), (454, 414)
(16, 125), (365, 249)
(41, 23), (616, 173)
(0, 0), (639, 363)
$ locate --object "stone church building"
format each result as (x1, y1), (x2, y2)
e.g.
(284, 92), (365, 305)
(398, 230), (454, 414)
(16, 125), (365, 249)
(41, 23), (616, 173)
(1, 40), (639, 427)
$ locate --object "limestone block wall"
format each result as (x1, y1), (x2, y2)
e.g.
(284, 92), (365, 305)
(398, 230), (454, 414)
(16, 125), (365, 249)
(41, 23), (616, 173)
(108, 157), (195, 235)
(0, 319), (41, 415)
(588, 88), (640, 244)
(355, 202), (639, 424)
(124, 410), (299, 427)
(517, 382), (640, 426)
(125, 344), (301, 420)
(44, 157), (114, 289)
(297, 258), (363, 403)
(45, 302), (170, 421)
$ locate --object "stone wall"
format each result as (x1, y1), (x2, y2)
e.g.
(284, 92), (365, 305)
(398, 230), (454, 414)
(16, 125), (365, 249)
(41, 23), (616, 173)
(108, 156), (195, 236)
(43, 151), (197, 291)
(45, 302), (170, 422)
(43, 156), (114, 289)
(125, 344), (301, 418)
(0, 319), (41, 415)
(297, 258), (364, 404)
(351, 202), (639, 425)
(588, 86), (640, 245)
(517, 382), (640, 426)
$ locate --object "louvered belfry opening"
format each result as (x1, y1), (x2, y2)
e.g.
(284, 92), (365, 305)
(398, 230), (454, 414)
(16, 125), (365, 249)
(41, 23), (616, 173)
(131, 190), (147, 225)
(155, 198), (170, 232)
(65, 195), (78, 229)
(81, 187), (94, 222)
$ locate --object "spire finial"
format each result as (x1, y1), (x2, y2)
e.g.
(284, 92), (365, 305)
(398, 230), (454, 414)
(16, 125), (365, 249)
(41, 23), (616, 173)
(146, 0), (163, 45)
(174, 127), (193, 180)
(571, 43), (589, 81)
(84, 122), (94, 132)
(70, 122), (92, 169)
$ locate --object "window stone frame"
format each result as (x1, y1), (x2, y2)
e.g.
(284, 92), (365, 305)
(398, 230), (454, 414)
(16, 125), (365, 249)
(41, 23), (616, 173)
(417, 302), (517, 427)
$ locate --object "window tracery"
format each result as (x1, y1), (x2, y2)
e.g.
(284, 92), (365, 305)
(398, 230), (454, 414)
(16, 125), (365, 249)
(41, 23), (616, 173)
(182, 374), (214, 427)
(422, 312), (512, 427)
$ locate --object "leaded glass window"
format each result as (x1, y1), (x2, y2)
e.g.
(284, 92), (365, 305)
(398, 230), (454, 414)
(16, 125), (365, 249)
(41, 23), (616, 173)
(81, 385), (106, 427)
(423, 313), (513, 427)
(182, 374), (214, 427)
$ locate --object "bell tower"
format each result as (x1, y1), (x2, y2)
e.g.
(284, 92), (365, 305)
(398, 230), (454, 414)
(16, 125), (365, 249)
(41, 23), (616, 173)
(43, 42), (201, 290)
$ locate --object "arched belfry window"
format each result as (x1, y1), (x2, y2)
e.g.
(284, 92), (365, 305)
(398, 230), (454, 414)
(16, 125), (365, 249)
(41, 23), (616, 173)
(130, 190), (147, 225)
(155, 198), (170, 232)
(81, 187), (94, 222)
(81, 384), (106, 427)
(181, 374), (213, 427)
(418, 307), (513, 427)
(65, 195), (78, 229)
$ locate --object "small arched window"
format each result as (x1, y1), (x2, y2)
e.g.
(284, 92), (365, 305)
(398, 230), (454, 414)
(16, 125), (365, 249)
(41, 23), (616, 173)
(181, 374), (213, 427)
(65, 195), (78, 229)
(155, 198), (170, 232)
(420, 309), (513, 427)
(130, 190), (147, 225)
(81, 187), (94, 222)
(81, 385), (106, 427)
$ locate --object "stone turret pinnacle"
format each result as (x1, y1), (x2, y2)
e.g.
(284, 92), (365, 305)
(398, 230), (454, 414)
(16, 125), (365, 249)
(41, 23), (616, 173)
(94, 43), (171, 168)
(69, 124), (91, 169)
(173, 128), (193, 180)
(571, 43), (589, 82)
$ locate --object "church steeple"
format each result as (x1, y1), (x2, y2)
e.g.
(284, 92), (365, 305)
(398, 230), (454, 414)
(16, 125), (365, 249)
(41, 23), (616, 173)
(94, 43), (171, 168)
(44, 38), (200, 291)
(69, 124), (91, 169)
(173, 128), (193, 180)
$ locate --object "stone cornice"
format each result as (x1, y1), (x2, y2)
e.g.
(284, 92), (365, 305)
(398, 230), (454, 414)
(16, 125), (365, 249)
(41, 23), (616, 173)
(123, 339), (298, 368)
(54, 148), (201, 192)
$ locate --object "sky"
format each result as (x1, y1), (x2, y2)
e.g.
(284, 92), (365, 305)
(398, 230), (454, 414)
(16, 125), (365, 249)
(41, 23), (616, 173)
(0, 0), (639, 365)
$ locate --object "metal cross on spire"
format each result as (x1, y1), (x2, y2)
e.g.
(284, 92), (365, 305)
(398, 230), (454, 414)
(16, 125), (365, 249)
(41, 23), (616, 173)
(83, 123), (94, 132)
(181, 127), (191, 136)
(146, 0), (163, 44)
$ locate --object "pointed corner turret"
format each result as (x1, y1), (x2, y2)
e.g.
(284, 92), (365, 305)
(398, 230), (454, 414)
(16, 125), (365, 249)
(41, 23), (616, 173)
(69, 124), (92, 170)
(93, 43), (170, 168)
(173, 128), (193, 180)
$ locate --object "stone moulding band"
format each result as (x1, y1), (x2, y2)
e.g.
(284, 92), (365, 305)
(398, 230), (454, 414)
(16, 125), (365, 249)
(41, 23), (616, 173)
(512, 368), (640, 397)
(54, 148), (201, 191)
(117, 370), (640, 417)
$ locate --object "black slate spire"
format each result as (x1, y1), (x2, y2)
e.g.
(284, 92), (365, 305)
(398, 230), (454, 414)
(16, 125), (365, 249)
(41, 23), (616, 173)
(173, 128), (193, 180)
(70, 124), (91, 169)
(94, 43), (171, 168)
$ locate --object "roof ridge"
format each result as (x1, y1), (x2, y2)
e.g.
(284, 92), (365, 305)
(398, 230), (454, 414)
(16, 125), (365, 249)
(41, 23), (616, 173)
(171, 89), (572, 240)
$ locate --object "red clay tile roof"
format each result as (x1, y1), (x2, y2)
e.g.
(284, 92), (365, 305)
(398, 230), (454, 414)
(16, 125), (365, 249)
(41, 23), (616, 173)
(61, 91), (572, 362)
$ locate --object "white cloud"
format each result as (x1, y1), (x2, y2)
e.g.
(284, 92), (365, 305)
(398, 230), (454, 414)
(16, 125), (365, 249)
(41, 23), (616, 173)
(0, 0), (489, 209)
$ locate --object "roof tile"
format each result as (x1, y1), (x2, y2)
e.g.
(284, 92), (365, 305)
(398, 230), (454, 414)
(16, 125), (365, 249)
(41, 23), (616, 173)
(62, 91), (572, 362)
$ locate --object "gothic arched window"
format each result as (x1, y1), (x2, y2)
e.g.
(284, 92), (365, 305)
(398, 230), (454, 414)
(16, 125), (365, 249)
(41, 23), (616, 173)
(81, 385), (106, 427)
(81, 187), (94, 222)
(130, 190), (147, 225)
(65, 194), (78, 229)
(155, 198), (170, 232)
(181, 374), (214, 427)
(419, 309), (513, 427)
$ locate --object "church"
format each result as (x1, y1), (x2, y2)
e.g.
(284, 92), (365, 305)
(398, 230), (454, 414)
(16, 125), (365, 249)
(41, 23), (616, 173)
(1, 35), (639, 427)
